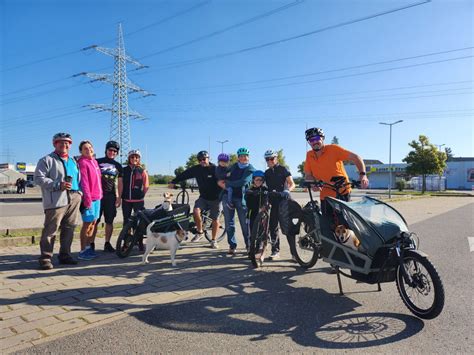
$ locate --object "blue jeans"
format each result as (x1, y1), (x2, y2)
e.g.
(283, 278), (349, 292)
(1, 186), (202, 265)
(222, 197), (249, 250)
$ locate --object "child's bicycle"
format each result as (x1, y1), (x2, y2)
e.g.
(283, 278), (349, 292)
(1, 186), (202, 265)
(173, 184), (227, 243)
(247, 190), (283, 268)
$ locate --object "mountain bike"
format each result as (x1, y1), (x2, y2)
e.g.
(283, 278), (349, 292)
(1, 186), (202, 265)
(247, 190), (283, 268)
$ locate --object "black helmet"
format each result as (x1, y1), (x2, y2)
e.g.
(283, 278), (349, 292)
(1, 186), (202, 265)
(197, 150), (209, 160)
(305, 127), (325, 141)
(106, 140), (120, 151)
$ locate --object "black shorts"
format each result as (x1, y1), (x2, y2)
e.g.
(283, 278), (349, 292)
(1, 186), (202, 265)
(98, 194), (117, 224)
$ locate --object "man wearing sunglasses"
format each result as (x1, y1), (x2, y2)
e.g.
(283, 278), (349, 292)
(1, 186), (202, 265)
(264, 150), (296, 260)
(90, 141), (123, 253)
(304, 127), (369, 215)
(34, 132), (81, 270)
(169, 150), (221, 247)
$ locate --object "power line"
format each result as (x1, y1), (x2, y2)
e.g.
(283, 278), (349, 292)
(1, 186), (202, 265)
(139, 0), (305, 60)
(140, 0), (432, 72)
(162, 55), (473, 95)
(159, 47), (473, 92)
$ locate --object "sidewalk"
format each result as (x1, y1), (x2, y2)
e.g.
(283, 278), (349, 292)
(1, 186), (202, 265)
(0, 239), (268, 353)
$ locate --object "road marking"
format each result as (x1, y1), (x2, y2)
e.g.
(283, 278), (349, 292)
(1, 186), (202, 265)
(469, 237), (474, 252)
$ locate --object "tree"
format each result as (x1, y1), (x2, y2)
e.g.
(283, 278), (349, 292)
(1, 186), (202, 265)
(174, 166), (185, 177)
(445, 147), (454, 161)
(297, 161), (305, 176)
(185, 154), (198, 169)
(402, 135), (447, 193)
(276, 149), (289, 169)
(229, 153), (238, 165)
(331, 136), (339, 145)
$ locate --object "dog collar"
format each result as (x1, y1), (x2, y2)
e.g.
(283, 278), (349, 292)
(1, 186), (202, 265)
(175, 234), (182, 244)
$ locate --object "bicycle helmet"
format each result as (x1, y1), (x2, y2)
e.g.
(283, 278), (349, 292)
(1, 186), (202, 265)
(105, 140), (120, 152)
(264, 149), (278, 159)
(305, 127), (325, 141)
(128, 149), (141, 158)
(236, 147), (250, 156)
(217, 153), (230, 162)
(252, 170), (265, 180)
(197, 150), (209, 160)
(52, 132), (72, 143)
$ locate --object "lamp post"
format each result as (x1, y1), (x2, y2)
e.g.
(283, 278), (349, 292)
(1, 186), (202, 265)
(216, 140), (229, 153)
(379, 120), (403, 199)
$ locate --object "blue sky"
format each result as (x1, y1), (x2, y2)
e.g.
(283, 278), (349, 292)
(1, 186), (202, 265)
(1, 0), (473, 176)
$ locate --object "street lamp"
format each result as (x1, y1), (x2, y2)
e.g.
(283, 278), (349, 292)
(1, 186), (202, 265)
(217, 140), (229, 153)
(379, 120), (403, 199)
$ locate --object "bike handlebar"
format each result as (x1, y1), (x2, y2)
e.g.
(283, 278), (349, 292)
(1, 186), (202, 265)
(303, 178), (360, 191)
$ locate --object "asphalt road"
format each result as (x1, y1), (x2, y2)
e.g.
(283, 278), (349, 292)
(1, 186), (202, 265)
(17, 202), (473, 354)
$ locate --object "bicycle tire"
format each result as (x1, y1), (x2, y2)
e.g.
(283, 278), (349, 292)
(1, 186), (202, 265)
(203, 210), (227, 243)
(396, 250), (445, 319)
(293, 216), (319, 269)
(249, 213), (269, 268)
(116, 221), (139, 258)
(175, 190), (189, 205)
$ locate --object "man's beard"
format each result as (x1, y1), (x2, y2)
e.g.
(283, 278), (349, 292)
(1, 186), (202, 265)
(312, 145), (322, 151)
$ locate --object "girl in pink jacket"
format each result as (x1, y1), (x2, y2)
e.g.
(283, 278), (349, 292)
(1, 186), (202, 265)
(77, 140), (103, 260)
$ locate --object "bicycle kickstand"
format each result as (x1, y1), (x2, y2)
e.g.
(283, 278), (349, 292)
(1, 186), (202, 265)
(336, 266), (344, 296)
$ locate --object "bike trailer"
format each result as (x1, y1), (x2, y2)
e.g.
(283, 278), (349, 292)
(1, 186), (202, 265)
(139, 204), (191, 234)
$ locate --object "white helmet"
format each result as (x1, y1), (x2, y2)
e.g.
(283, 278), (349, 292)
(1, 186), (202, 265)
(128, 149), (141, 158)
(264, 149), (277, 159)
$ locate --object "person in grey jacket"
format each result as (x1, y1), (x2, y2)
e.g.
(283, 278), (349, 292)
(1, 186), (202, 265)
(34, 132), (82, 270)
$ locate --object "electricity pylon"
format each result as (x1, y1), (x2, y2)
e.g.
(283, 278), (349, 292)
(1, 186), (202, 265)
(76, 23), (154, 163)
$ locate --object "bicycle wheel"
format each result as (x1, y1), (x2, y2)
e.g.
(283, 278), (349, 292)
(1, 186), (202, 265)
(116, 221), (139, 258)
(249, 213), (269, 268)
(202, 210), (227, 243)
(396, 250), (445, 319)
(293, 217), (319, 269)
(175, 190), (189, 205)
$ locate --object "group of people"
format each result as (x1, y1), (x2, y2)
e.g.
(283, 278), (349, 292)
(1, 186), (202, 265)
(15, 178), (27, 194)
(34, 133), (149, 270)
(34, 127), (369, 270)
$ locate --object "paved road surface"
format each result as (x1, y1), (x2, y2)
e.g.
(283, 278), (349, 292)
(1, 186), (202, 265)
(12, 200), (473, 354)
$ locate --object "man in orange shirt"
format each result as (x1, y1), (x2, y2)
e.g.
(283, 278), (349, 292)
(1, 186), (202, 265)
(304, 127), (369, 215)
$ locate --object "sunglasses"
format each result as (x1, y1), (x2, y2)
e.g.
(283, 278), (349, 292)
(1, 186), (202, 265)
(198, 158), (207, 162)
(107, 149), (118, 153)
(265, 157), (275, 161)
(254, 178), (264, 182)
(308, 135), (323, 144)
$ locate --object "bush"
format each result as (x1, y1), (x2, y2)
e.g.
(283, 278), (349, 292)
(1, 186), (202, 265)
(395, 180), (406, 191)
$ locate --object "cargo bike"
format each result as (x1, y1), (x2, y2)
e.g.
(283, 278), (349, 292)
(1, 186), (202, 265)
(279, 178), (445, 319)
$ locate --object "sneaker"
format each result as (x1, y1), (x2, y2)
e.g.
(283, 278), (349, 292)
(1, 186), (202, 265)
(227, 248), (236, 256)
(88, 248), (98, 258)
(211, 241), (219, 249)
(39, 259), (53, 270)
(78, 249), (94, 261)
(104, 242), (115, 253)
(269, 252), (280, 260)
(191, 232), (204, 242)
(58, 256), (78, 265)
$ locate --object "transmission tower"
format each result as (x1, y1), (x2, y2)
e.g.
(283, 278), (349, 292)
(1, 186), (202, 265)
(76, 23), (154, 163)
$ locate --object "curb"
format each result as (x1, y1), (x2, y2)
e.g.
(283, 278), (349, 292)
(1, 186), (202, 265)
(0, 197), (42, 203)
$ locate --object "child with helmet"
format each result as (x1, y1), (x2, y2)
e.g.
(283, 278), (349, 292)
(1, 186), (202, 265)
(245, 170), (268, 233)
(215, 153), (234, 209)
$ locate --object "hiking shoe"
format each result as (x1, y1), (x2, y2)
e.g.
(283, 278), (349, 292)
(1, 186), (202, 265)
(211, 241), (219, 249)
(227, 248), (236, 256)
(191, 232), (204, 242)
(78, 249), (94, 261)
(58, 256), (78, 265)
(269, 252), (280, 260)
(39, 259), (53, 270)
(104, 242), (115, 252)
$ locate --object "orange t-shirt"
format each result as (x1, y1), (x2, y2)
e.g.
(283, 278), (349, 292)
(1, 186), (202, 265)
(304, 144), (351, 200)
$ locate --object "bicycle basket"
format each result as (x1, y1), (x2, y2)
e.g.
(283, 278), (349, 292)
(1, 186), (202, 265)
(149, 204), (191, 233)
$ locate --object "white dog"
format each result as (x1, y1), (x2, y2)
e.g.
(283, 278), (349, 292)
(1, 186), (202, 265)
(334, 225), (360, 251)
(142, 222), (188, 266)
(160, 192), (173, 212)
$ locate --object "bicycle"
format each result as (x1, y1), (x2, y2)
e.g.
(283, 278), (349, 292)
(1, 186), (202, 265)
(173, 184), (227, 243)
(247, 190), (283, 268)
(286, 177), (444, 319)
